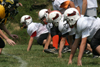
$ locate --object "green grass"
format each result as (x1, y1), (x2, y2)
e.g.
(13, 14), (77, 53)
(0, 44), (100, 67)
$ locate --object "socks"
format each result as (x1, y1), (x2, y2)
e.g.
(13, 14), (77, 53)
(52, 35), (59, 49)
(60, 37), (69, 46)
(64, 39), (69, 46)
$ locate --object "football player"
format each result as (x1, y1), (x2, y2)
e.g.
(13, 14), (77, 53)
(20, 15), (53, 51)
(38, 9), (71, 56)
(63, 8), (100, 66)
(0, 0), (22, 54)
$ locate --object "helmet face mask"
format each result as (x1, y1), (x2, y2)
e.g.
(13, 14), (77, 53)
(21, 22), (27, 29)
(40, 16), (48, 24)
(64, 8), (80, 27)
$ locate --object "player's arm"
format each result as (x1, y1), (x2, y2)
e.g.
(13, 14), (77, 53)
(68, 35), (74, 49)
(27, 31), (36, 51)
(27, 37), (34, 51)
(0, 24), (18, 39)
(68, 38), (80, 65)
(0, 29), (16, 46)
(77, 37), (87, 66)
(58, 33), (69, 58)
(76, 6), (81, 14)
(58, 36), (66, 58)
(0, 29), (8, 40)
(0, 24), (11, 36)
(82, 0), (87, 15)
(43, 33), (51, 50)
(69, 1), (75, 8)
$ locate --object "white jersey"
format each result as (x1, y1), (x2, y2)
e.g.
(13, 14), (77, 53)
(87, 0), (98, 8)
(27, 22), (49, 39)
(58, 16), (71, 35)
(75, 17), (100, 41)
(52, 0), (70, 14)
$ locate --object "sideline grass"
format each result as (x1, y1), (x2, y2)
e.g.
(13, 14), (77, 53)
(0, 44), (100, 67)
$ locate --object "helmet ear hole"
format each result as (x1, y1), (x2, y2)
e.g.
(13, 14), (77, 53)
(71, 19), (73, 21)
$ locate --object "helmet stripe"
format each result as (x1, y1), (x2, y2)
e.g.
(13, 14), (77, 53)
(67, 11), (76, 16)
(53, 13), (59, 20)
(25, 16), (31, 20)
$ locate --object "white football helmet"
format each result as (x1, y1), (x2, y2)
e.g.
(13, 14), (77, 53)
(48, 10), (62, 26)
(58, 20), (67, 33)
(58, 18), (71, 35)
(38, 9), (48, 20)
(64, 8), (80, 26)
(20, 15), (32, 26)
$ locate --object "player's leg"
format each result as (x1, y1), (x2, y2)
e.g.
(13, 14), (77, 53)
(60, 37), (70, 53)
(44, 26), (59, 54)
(95, 46), (100, 54)
(42, 34), (53, 49)
(37, 33), (51, 47)
(50, 26), (59, 49)
(91, 29), (100, 58)
(0, 37), (5, 54)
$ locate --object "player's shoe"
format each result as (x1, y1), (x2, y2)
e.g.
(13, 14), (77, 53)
(93, 55), (100, 58)
(84, 50), (92, 55)
(44, 48), (58, 54)
(62, 46), (71, 53)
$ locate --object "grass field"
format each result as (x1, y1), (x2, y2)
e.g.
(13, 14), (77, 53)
(0, 44), (100, 67)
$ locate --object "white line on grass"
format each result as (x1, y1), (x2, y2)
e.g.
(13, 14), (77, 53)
(2, 51), (28, 67)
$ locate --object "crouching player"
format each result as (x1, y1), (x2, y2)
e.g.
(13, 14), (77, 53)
(0, 0), (22, 54)
(20, 15), (53, 51)
(38, 9), (71, 56)
(63, 8), (100, 66)
(48, 10), (76, 57)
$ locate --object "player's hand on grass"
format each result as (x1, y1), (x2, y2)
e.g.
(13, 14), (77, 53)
(6, 39), (16, 46)
(68, 59), (72, 65)
(58, 52), (62, 58)
(77, 59), (82, 66)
